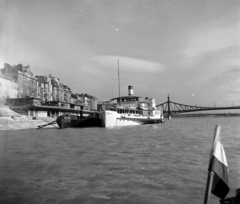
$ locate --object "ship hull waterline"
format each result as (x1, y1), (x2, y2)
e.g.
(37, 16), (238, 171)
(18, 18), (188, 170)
(100, 110), (164, 128)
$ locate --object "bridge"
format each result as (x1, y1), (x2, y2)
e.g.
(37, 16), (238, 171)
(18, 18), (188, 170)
(157, 95), (240, 118)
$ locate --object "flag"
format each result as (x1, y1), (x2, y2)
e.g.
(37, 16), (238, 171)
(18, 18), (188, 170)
(208, 138), (229, 199)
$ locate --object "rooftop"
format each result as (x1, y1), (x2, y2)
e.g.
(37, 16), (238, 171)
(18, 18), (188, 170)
(0, 73), (17, 82)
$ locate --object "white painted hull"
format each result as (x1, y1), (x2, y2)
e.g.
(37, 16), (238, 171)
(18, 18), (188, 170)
(100, 110), (163, 128)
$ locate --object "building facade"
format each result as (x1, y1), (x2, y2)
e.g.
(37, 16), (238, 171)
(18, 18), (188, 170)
(63, 84), (71, 103)
(0, 73), (18, 105)
(81, 94), (98, 110)
(1, 62), (98, 115)
(2, 63), (38, 98)
(71, 93), (83, 106)
(49, 75), (64, 102)
(36, 75), (53, 103)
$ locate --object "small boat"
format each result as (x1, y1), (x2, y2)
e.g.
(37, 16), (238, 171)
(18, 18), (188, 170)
(56, 114), (102, 129)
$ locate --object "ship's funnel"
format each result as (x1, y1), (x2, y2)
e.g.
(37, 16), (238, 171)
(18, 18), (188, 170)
(128, 85), (133, 96)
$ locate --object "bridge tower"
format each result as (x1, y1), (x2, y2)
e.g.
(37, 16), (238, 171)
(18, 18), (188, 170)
(167, 94), (171, 120)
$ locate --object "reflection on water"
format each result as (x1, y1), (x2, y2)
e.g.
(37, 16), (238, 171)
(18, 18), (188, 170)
(0, 117), (240, 204)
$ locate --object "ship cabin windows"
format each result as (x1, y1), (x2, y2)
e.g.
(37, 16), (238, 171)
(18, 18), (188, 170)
(116, 108), (142, 115)
(111, 96), (141, 108)
(117, 96), (140, 103)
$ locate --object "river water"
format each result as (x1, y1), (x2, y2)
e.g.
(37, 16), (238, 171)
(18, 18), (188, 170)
(0, 117), (239, 204)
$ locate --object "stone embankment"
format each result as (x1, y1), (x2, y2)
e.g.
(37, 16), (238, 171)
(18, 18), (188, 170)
(0, 116), (58, 131)
(0, 106), (58, 130)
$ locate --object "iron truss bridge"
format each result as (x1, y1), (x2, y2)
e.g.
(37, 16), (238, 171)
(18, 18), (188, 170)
(157, 96), (240, 115)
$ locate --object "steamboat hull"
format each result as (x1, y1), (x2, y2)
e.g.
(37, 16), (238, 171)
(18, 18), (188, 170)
(100, 110), (164, 128)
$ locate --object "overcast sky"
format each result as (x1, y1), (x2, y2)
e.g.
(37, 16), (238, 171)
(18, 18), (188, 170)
(0, 0), (240, 106)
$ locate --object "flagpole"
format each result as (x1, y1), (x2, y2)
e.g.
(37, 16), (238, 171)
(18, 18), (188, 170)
(203, 125), (221, 204)
(203, 171), (214, 204)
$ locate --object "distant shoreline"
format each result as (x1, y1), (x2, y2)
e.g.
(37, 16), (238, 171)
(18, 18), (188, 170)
(169, 113), (240, 118)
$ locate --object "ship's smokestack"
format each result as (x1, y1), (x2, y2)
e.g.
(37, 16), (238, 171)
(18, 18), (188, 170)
(128, 85), (133, 96)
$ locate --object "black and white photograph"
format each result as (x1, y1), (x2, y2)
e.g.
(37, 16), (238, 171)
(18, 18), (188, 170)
(0, 0), (240, 203)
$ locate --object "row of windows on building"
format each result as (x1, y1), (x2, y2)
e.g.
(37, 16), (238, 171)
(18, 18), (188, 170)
(0, 82), (17, 90)
(0, 90), (17, 98)
(0, 78), (18, 100)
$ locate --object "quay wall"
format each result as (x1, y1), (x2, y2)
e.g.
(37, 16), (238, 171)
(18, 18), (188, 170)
(0, 116), (58, 131)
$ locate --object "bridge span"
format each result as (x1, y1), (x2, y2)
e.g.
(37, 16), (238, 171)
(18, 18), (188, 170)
(157, 95), (240, 118)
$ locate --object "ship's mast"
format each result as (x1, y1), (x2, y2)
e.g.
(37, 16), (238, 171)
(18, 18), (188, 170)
(118, 59), (121, 107)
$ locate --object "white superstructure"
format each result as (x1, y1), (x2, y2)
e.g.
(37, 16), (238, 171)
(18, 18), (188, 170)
(100, 107), (164, 127)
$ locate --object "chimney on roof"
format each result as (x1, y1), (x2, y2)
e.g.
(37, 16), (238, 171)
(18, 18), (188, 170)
(4, 63), (8, 76)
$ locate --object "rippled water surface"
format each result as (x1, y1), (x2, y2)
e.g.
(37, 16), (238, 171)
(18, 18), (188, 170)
(0, 117), (240, 204)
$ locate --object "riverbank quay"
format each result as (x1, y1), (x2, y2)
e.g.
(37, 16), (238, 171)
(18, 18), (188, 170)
(0, 116), (58, 131)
